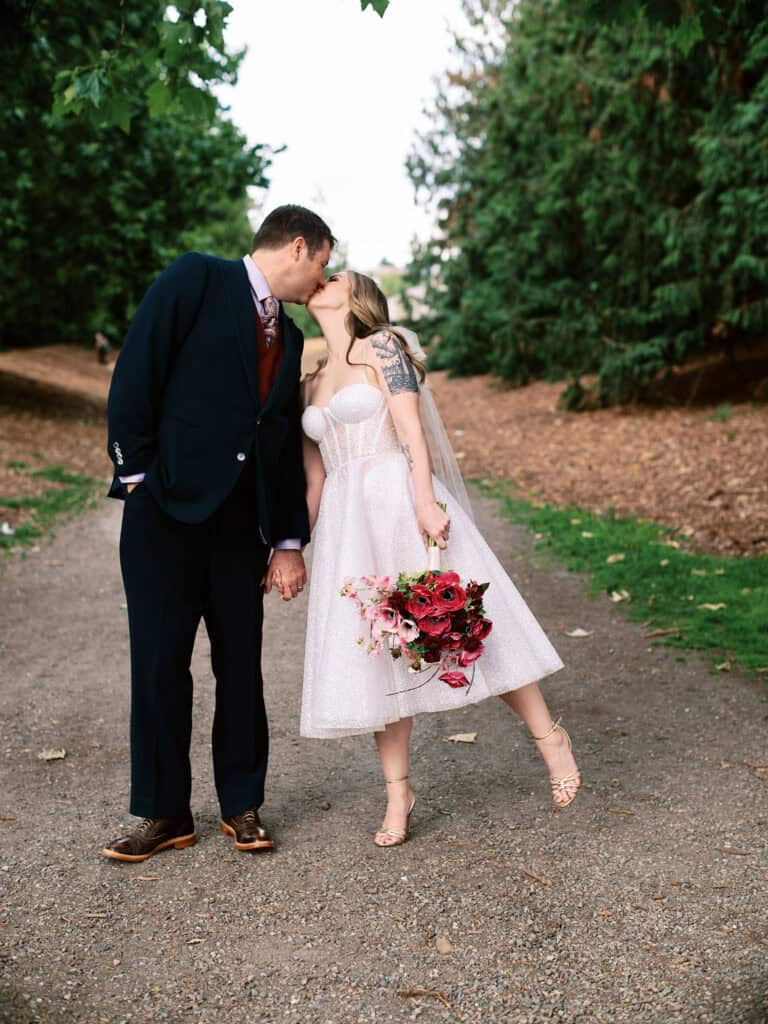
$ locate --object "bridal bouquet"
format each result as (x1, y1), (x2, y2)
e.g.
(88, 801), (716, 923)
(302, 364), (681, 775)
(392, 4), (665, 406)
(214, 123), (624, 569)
(340, 568), (492, 692)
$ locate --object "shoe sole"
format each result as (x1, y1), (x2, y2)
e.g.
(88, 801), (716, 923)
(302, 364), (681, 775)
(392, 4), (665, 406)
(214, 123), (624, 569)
(219, 821), (275, 851)
(100, 832), (197, 862)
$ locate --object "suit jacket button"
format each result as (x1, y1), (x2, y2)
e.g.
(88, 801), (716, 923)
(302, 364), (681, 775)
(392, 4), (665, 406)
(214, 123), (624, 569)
(236, 452), (246, 462)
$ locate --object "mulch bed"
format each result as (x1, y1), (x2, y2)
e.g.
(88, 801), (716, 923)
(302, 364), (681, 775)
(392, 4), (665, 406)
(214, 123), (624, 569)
(430, 371), (768, 557)
(0, 345), (766, 556)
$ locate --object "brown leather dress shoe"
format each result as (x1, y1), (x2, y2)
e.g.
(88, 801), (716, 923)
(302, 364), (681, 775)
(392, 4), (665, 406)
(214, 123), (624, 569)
(100, 814), (196, 862)
(220, 808), (274, 851)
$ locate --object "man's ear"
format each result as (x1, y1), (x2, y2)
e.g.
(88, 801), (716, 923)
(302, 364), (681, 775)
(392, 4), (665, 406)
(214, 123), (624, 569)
(292, 236), (307, 261)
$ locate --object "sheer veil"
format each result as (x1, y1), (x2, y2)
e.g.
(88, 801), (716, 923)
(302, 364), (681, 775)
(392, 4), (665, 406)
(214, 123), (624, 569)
(395, 327), (475, 522)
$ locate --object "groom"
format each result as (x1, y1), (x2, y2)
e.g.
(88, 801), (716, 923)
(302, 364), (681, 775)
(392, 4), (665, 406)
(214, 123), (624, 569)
(102, 205), (335, 861)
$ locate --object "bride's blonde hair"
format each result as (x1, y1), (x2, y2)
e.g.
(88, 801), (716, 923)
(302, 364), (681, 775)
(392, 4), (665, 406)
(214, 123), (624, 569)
(311, 271), (426, 382)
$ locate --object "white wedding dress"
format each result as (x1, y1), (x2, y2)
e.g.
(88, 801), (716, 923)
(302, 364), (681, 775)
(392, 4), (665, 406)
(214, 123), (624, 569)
(300, 381), (564, 739)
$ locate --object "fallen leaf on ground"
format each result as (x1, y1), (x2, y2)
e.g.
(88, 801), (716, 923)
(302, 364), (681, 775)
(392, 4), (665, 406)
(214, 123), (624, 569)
(522, 867), (552, 887)
(564, 628), (593, 638)
(38, 748), (66, 761)
(715, 662), (731, 672)
(443, 733), (477, 744)
(0, 816), (16, 822)
(581, 531), (594, 538)
(135, 875), (159, 881)
(609, 589), (631, 603)
(187, 938), (204, 945)
(606, 553), (626, 563)
(435, 936), (454, 955)
(698, 603), (726, 611)
(715, 847), (752, 857)
(607, 807), (636, 816)
(398, 989), (452, 1010)
(643, 627), (682, 638)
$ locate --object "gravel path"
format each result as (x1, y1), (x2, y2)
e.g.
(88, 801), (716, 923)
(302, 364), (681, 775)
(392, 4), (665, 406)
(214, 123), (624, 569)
(1, 492), (766, 1024)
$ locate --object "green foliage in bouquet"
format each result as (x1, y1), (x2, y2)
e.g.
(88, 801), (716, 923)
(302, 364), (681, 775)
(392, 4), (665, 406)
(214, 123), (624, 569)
(408, 0), (768, 405)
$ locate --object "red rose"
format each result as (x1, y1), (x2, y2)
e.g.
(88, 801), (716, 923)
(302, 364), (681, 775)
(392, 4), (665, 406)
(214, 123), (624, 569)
(405, 585), (437, 620)
(420, 614), (451, 637)
(423, 648), (442, 663)
(470, 618), (493, 640)
(437, 571), (460, 585)
(442, 631), (464, 650)
(458, 640), (484, 667)
(432, 579), (467, 614)
(439, 670), (469, 688)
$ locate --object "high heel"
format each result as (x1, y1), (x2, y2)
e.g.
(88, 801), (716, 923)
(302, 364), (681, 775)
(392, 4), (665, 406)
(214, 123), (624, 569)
(374, 776), (416, 847)
(530, 717), (581, 808)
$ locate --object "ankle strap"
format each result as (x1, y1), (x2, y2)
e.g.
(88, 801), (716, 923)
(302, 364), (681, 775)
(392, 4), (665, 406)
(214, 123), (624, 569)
(384, 776), (409, 784)
(530, 717), (562, 742)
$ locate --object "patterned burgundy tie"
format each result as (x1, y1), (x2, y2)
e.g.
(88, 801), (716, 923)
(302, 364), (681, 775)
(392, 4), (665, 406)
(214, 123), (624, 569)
(261, 295), (280, 349)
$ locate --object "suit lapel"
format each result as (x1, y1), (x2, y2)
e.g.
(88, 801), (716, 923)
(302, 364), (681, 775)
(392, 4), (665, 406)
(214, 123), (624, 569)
(225, 261), (259, 405)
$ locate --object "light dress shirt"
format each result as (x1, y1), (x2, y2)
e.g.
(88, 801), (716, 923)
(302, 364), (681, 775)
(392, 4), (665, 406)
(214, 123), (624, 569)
(120, 255), (301, 551)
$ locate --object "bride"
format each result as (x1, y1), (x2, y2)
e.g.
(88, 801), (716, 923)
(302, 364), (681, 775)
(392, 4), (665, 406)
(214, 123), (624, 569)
(293, 270), (581, 846)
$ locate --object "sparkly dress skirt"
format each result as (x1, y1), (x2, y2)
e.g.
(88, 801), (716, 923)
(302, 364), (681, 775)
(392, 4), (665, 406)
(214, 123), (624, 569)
(299, 383), (564, 739)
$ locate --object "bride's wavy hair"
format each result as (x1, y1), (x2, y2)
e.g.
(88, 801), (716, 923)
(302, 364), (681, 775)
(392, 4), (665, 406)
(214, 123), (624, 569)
(308, 271), (425, 382)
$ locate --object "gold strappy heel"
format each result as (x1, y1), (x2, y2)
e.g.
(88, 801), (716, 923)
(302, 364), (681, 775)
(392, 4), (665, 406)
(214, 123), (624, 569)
(530, 717), (581, 808)
(374, 776), (416, 847)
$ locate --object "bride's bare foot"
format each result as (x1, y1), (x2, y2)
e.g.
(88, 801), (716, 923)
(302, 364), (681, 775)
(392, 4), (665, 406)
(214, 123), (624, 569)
(374, 777), (416, 847)
(532, 720), (581, 807)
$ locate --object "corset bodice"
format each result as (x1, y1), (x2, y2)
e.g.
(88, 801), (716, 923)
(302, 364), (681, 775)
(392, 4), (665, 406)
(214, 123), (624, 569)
(301, 382), (402, 473)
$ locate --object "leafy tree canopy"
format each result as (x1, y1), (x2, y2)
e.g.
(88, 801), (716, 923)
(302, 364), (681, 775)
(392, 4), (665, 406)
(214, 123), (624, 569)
(407, 0), (768, 404)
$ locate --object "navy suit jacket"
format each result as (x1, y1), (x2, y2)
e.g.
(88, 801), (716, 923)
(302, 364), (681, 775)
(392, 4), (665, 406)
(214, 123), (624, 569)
(106, 252), (310, 546)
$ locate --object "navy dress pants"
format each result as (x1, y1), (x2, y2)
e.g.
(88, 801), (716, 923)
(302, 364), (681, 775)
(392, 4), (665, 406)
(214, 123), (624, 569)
(119, 471), (270, 819)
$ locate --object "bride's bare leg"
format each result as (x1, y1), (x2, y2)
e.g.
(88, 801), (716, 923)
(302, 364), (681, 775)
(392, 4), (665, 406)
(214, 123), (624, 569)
(499, 683), (581, 806)
(373, 717), (415, 844)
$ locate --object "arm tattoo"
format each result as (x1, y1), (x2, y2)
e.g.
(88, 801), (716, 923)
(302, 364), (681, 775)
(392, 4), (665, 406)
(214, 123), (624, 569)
(370, 330), (419, 396)
(402, 442), (414, 471)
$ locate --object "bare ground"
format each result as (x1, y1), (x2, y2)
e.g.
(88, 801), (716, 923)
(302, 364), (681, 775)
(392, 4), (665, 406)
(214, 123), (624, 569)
(0, 488), (766, 1023)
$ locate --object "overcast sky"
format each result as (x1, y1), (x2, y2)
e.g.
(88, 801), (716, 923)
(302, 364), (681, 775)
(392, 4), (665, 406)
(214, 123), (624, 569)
(217, 0), (467, 269)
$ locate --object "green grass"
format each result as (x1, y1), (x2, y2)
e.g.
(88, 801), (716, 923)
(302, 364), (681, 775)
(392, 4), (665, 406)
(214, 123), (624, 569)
(475, 480), (768, 678)
(0, 463), (100, 556)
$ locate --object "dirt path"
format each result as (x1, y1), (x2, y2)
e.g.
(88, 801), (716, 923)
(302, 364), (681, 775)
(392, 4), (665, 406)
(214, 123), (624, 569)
(0, 494), (766, 1024)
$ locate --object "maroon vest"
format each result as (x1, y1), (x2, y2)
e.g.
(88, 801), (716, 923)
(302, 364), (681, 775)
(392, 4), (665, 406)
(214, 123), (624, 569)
(254, 307), (283, 406)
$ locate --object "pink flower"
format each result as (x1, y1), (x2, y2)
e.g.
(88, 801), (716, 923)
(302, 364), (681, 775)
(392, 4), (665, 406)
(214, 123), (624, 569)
(439, 670), (470, 689)
(371, 604), (401, 638)
(397, 617), (420, 643)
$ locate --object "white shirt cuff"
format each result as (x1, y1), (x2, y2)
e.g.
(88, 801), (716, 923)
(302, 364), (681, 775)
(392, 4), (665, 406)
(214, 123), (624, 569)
(273, 538), (302, 550)
(119, 473), (145, 484)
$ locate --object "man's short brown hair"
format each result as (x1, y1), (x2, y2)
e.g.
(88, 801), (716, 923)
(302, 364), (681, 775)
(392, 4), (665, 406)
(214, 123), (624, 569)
(252, 205), (336, 258)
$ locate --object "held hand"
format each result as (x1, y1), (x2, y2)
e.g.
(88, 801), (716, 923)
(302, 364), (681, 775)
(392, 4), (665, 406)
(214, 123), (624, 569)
(417, 500), (450, 550)
(263, 549), (307, 601)
(125, 482), (139, 494)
